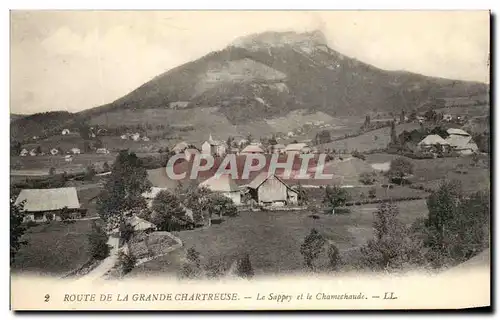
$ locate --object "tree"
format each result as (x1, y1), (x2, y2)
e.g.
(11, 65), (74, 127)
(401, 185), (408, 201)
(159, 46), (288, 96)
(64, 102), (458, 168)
(363, 114), (371, 129)
(178, 184), (212, 225)
(314, 130), (331, 145)
(235, 253), (254, 279)
(96, 150), (151, 231)
(59, 206), (71, 222)
(10, 199), (27, 264)
(424, 109), (437, 122)
(387, 157), (414, 185)
(426, 180), (463, 250)
(49, 167), (56, 176)
(327, 243), (341, 270)
(119, 222), (135, 245)
(400, 110), (406, 123)
(207, 194), (238, 219)
(295, 184), (309, 206)
(11, 140), (21, 156)
(117, 251), (137, 275)
(151, 190), (186, 231)
(368, 187), (377, 199)
(359, 172), (377, 185)
(186, 247), (201, 268)
(323, 185), (350, 209)
(103, 161), (110, 172)
(359, 203), (422, 270)
(85, 164), (96, 181)
(390, 121), (397, 144)
(300, 229), (326, 270)
(87, 221), (110, 260)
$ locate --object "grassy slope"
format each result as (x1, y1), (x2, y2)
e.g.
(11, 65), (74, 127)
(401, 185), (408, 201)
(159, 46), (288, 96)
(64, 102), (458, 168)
(128, 200), (428, 277)
(11, 220), (95, 277)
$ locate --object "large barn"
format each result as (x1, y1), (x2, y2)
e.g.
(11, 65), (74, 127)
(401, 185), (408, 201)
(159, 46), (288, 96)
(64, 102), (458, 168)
(246, 172), (298, 206)
(14, 187), (84, 222)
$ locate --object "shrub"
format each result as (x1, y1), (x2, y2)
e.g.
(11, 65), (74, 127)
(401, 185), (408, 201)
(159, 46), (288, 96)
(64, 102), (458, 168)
(323, 185), (350, 209)
(204, 256), (228, 279)
(87, 221), (110, 260)
(300, 229), (326, 270)
(186, 247), (201, 268)
(368, 188), (377, 199)
(327, 243), (341, 270)
(235, 253), (254, 279)
(359, 172), (377, 185)
(117, 251), (137, 275)
(352, 150), (366, 161)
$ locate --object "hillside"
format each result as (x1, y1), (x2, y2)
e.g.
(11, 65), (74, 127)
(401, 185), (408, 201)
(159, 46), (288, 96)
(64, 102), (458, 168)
(11, 30), (489, 143)
(83, 30), (487, 123)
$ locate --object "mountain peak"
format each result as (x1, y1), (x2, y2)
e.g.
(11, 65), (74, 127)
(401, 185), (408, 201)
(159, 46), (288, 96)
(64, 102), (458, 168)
(230, 30), (327, 51)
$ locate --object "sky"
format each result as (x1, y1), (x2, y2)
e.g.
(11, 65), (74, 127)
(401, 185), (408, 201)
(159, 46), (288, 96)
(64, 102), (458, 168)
(10, 11), (490, 114)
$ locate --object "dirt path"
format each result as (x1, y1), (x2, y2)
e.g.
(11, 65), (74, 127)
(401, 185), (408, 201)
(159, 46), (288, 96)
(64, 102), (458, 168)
(73, 235), (120, 283)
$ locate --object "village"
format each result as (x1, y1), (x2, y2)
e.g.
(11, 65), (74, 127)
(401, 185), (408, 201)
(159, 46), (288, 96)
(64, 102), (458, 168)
(10, 102), (490, 280)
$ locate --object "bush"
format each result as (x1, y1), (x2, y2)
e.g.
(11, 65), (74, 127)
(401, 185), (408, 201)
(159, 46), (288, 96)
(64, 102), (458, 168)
(87, 221), (110, 260)
(186, 247), (201, 268)
(24, 220), (38, 228)
(352, 150), (366, 161)
(235, 253), (254, 279)
(359, 172), (377, 185)
(204, 256), (228, 279)
(327, 244), (341, 270)
(117, 251), (137, 275)
(300, 229), (326, 270)
(368, 187), (377, 199)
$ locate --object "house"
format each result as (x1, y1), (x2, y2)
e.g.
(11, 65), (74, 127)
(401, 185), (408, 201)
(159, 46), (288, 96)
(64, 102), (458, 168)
(271, 144), (286, 154)
(142, 136), (150, 142)
(29, 148), (37, 157)
(284, 143), (309, 156)
(199, 174), (241, 205)
(417, 135), (450, 152)
(240, 144), (265, 154)
(201, 135), (227, 156)
(287, 131), (295, 137)
(416, 116), (425, 123)
(246, 172), (298, 206)
(445, 128), (478, 155)
(64, 155), (73, 162)
(443, 114), (453, 122)
(184, 148), (200, 161)
(50, 148), (59, 156)
(172, 141), (189, 154)
(96, 148), (109, 154)
(128, 216), (157, 232)
(15, 187), (84, 222)
(446, 135), (479, 155)
(61, 129), (71, 135)
(19, 149), (28, 157)
(71, 148), (81, 155)
(120, 134), (128, 140)
(131, 133), (141, 141)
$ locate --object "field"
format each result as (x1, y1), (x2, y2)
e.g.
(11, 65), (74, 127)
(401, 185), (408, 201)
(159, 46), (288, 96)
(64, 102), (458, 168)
(11, 154), (116, 175)
(11, 220), (96, 277)
(365, 153), (490, 193)
(127, 200), (428, 277)
(317, 123), (421, 153)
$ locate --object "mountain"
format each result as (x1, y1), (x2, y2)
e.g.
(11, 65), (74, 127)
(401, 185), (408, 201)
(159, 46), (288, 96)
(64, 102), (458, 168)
(11, 30), (488, 143)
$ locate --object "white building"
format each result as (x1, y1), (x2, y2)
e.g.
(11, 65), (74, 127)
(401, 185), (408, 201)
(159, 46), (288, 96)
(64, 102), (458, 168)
(61, 129), (71, 135)
(201, 135), (227, 156)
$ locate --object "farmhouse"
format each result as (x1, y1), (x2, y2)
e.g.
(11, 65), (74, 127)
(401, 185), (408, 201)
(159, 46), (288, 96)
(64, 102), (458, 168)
(271, 144), (286, 154)
(120, 134), (128, 140)
(445, 128), (479, 155)
(14, 187), (84, 222)
(96, 148), (109, 154)
(64, 155), (73, 162)
(29, 148), (37, 156)
(71, 147), (81, 155)
(201, 135), (227, 157)
(417, 134), (450, 152)
(172, 141), (189, 154)
(199, 174), (241, 205)
(19, 148), (28, 157)
(284, 143), (309, 156)
(61, 129), (70, 135)
(240, 144), (265, 154)
(246, 172), (298, 206)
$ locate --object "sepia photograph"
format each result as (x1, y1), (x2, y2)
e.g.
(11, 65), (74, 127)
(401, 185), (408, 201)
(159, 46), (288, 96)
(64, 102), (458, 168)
(9, 10), (491, 311)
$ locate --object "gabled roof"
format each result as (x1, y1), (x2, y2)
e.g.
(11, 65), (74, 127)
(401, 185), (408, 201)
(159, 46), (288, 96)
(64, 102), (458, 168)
(129, 216), (156, 231)
(172, 141), (189, 152)
(285, 143), (308, 152)
(418, 134), (450, 146)
(447, 128), (470, 136)
(15, 187), (80, 212)
(199, 174), (239, 192)
(240, 145), (264, 154)
(247, 172), (297, 193)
